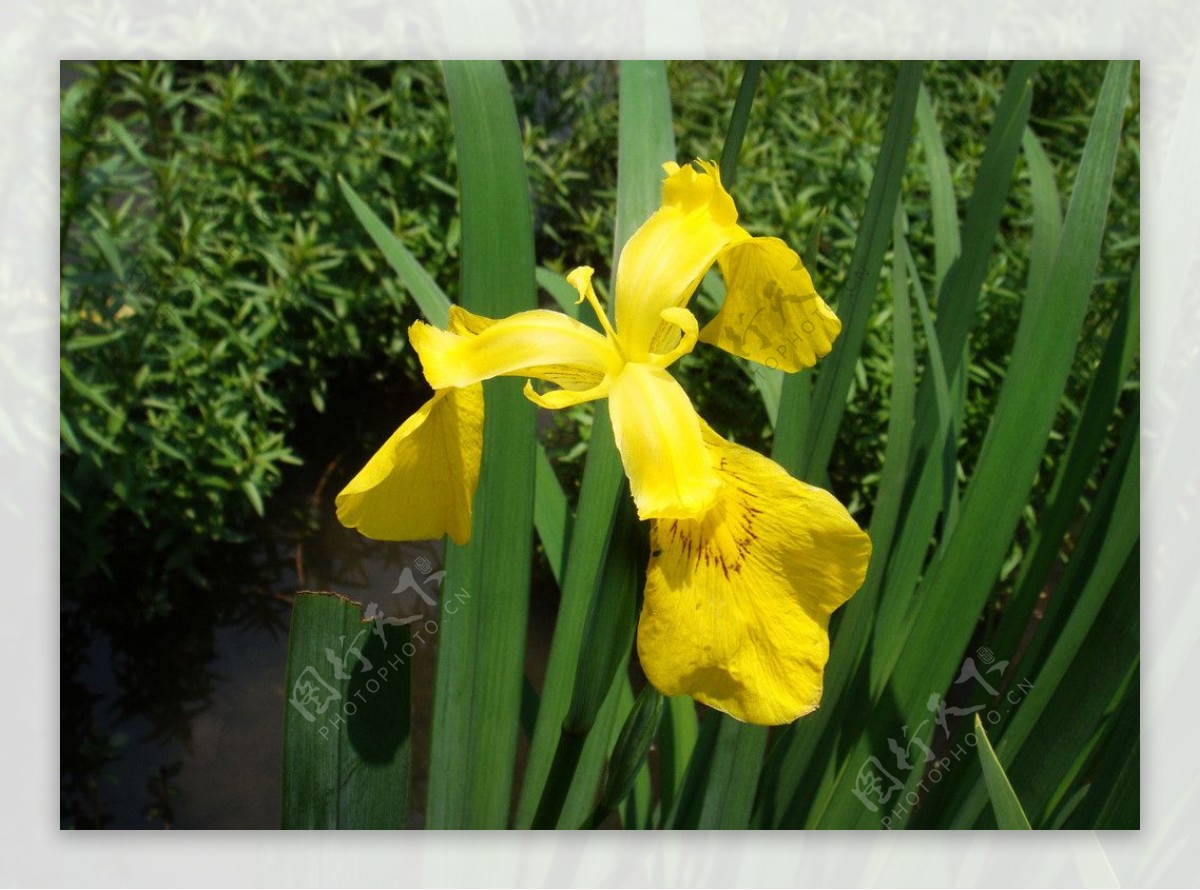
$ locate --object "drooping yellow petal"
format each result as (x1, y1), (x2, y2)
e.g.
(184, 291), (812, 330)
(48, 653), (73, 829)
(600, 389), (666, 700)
(411, 309), (622, 399)
(335, 384), (483, 545)
(699, 236), (841, 372)
(637, 426), (871, 725)
(614, 160), (749, 359)
(607, 361), (721, 521)
(449, 303), (611, 403)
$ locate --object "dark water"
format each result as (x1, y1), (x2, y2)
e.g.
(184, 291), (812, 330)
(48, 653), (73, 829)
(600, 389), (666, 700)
(59, 478), (446, 829)
(58, 361), (477, 830)
(59, 411), (566, 830)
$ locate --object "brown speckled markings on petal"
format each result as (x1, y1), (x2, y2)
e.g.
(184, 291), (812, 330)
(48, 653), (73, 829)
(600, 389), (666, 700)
(637, 424), (871, 727)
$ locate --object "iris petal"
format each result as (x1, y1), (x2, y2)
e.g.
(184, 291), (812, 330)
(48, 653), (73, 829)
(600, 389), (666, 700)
(637, 425), (871, 725)
(614, 161), (749, 359)
(607, 362), (721, 521)
(335, 384), (484, 546)
(411, 308), (622, 396)
(700, 236), (841, 372)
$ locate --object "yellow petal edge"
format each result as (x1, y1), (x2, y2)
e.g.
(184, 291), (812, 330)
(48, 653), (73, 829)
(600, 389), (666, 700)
(334, 383), (483, 546)
(637, 425), (871, 725)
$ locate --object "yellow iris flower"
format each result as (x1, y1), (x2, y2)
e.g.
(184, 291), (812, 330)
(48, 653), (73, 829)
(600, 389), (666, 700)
(336, 160), (871, 726)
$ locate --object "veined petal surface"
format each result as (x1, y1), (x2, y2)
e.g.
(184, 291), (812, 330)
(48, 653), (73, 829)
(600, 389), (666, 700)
(638, 426), (871, 725)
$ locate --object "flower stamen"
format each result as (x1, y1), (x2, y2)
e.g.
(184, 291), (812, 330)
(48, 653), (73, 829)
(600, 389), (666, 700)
(567, 266), (627, 362)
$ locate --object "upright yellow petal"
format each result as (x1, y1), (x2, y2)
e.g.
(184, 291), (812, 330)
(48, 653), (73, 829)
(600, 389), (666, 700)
(607, 362), (721, 521)
(614, 160), (749, 359)
(637, 426), (871, 725)
(335, 384), (483, 545)
(411, 309), (622, 402)
(699, 236), (841, 372)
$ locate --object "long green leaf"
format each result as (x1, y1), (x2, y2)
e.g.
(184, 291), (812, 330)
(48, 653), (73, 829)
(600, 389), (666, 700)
(945, 408), (1139, 829)
(864, 62), (1038, 674)
(916, 85), (961, 291)
(531, 493), (640, 828)
(1065, 664), (1140, 830)
(281, 593), (410, 829)
(813, 61), (1132, 830)
(338, 176), (451, 328)
(869, 228), (958, 677)
(665, 710), (721, 828)
(796, 61), (923, 482)
(515, 59), (676, 828)
(991, 262), (1139, 662)
(718, 60), (764, 188)
(425, 60), (538, 829)
(657, 695), (699, 822)
(1021, 127), (1065, 305)
(754, 61), (925, 828)
(692, 718), (767, 829)
(535, 447), (571, 586)
(974, 714), (1032, 829)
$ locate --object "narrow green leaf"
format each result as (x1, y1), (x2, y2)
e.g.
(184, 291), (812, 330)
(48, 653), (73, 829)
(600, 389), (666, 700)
(991, 262), (1139, 662)
(515, 413), (625, 828)
(656, 695), (699, 822)
(426, 60), (538, 829)
(866, 61), (1038, 664)
(338, 175), (451, 328)
(515, 59), (676, 828)
(535, 446), (571, 586)
(797, 61), (923, 482)
(564, 493), (641, 733)
(718, 60), (764, 188)
(870, 226), (958, 677)
(90, 226), (126, 281)
(915, 85), (961, 291)
(612, 61), (676, 269)
(946, 410), (1139, 829)
(557, 668), (627, 829)
(1067, 669), (1140, 829)
(587, 685), (664, 829)
(240, 479), (264, 517)
(974, 714), (1032, 829)
(693, 718), (767, 829)
(813, 62), (1133, 829)
(615, 679), (654, 829)
(1022, 126), (1064, 304)
(65, 330), (127, 352)
(531, 493), (640, 829)
(281, 593), (410, 829)
(666, 710), (721, 828)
